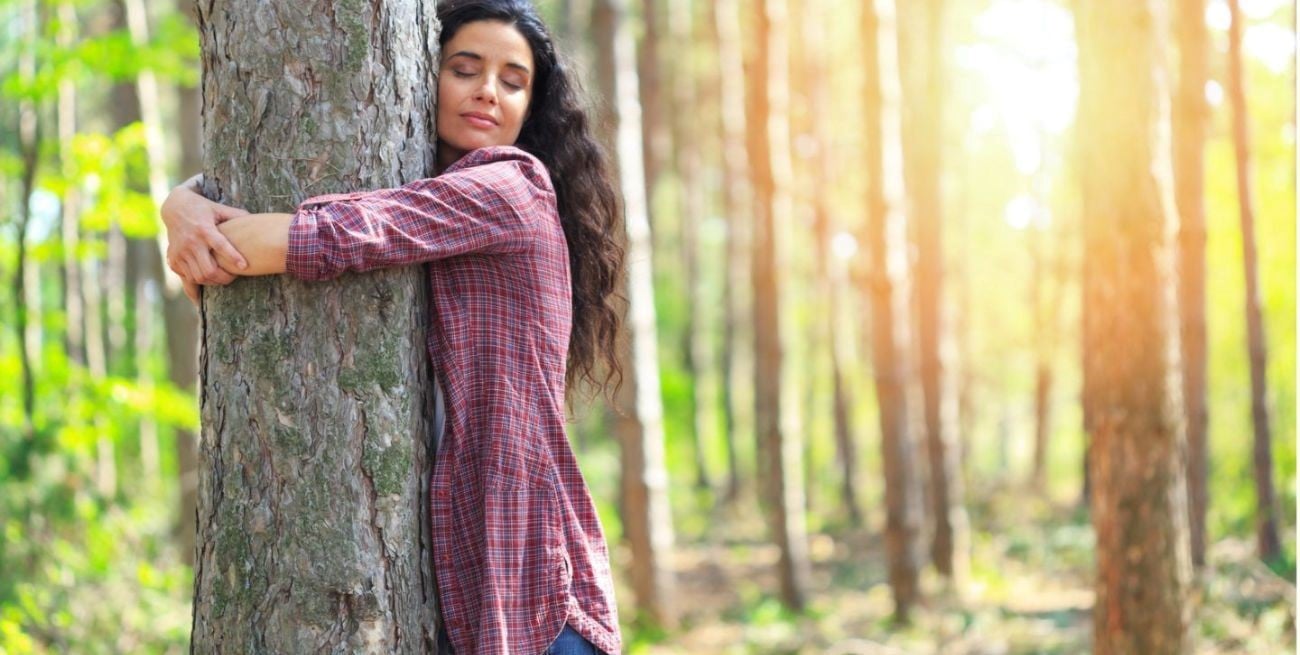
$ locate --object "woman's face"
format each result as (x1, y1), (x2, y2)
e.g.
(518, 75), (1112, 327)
(437, 20), (535, 168)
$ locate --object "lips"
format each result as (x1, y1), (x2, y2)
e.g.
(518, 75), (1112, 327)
(462, 112), (497, 129)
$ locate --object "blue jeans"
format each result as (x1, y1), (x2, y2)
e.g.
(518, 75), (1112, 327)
(436, 623), (604, 655)
(545, 624), (604, 655)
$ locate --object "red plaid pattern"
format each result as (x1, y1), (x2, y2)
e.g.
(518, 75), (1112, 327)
(286, 146), (622, 655)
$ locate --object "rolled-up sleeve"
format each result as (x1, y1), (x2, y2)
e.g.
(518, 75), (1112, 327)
(285, 147), (556, 281)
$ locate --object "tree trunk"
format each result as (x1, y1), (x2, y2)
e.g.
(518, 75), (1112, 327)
(1225, 0), (1282, 564)
(591, 0), (679, 629)
(57, 1), (85, 369)
(1031, 358), (1053, 491)
(190, 3), (440, 651)
(896, 0), (967, 582)
(862, 0), (923, 623)
(1075, 1), (1191, 652)
(637, 0), (668, 223)
(708, 0), (750, 506)
(669, 0), (714, 492)
(799, 5), (860, 527)
(1172, 0), (1210, 570)
(1030, 220), (1064, 493)
(122, 0), (175, 489)
(14, 0), (39, 433)
(747, 0), (812, 613)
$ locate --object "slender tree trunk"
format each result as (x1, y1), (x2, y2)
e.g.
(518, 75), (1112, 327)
(668, 0), (713, 492)
(709, 0), (750, 506)
(1225, 0), (1282, 564)
(862, 0), (923, 623)
(122, 0), (172, 489)
(800, 6), (860, 527)
(896, 0), (967, 581)
(56, 2), (85, 368)
(592, 0), (679, 629)
(1031, 363), (1053, 491)
(14, 0), (39, 433)
(748, 0), (811, 612)
(1172, 0), (1210, 570)
(637, 0), (668, 222)
(1075, 1), (1191, 652)
(1030, 222), (1062, 493)
(190, 4), (440, 651)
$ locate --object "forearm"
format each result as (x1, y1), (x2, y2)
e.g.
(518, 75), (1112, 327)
(216, 213), (292, 276)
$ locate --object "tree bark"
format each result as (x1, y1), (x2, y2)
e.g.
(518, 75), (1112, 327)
(1225, 0), (1282, 564)
(57, 0), (85, 369)
(862, 0), (923, 623)
(798, 5), (860, 527)
(748, 0), (812, 613)
(1074, 1), (1192, 652)
(592, 0), (679, 629)
(190, 2), (440, 651)
(14, 0), (39, 434)
(669, 0), (713, 492)
(708, 0), (750, 506)
(637, 0), (669, 223)
(1172, 0), (1210, 570)
(896, 0), (968, 582)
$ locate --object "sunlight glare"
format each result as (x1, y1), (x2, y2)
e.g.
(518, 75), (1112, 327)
(1245, 23), (1296, 74)
(1205, 79), (1225, 107)
(831, 231), (858, 261)
(1003, 193), (1049, 231)
(1207, 1), (1232, 31)
(961, 0), (1076, 179)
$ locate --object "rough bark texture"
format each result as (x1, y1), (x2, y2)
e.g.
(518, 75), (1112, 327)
(592, 0), (679, 629)
(862, 0), (922, 623)
(1225, 0), (1283, 564)
(1172, 0), (1210, 570)
(191, 2), (440, 652)
(1075, 1), (1191, 652)
(748, 0), (811, 612)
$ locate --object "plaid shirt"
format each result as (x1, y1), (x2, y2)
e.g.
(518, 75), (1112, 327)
(286, 146), (622, 655)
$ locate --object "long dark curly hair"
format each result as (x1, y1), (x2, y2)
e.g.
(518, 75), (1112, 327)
(438, 0), (624, 397)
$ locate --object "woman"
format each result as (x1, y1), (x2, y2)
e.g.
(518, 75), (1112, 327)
(161, 1), (624, 653)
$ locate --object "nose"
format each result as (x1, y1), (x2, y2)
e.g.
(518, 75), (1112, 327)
(473, 76), (498, 105)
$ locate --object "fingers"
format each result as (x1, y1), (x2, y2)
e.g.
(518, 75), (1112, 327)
(212, 202), (252, 223)
(203, 226), (248, 271)
(183, 279), (200, 306)
(178, 248), (230, 286)
(208, 266), (237, 285)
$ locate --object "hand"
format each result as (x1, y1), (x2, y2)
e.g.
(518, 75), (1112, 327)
(183, 278), (201, 307)
(161, 175), (251, 287)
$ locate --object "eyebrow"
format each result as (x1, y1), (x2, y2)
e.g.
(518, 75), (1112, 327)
(445, 50), (532, 76)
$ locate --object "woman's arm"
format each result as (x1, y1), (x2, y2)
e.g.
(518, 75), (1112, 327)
(160, 175), (250, 283)
(214, 213), (292, 276)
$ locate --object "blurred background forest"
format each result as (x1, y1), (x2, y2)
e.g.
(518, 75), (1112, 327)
(0, 0), (1295, 652)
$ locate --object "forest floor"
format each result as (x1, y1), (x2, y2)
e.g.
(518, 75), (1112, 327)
(618, 486), (1297, 655)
